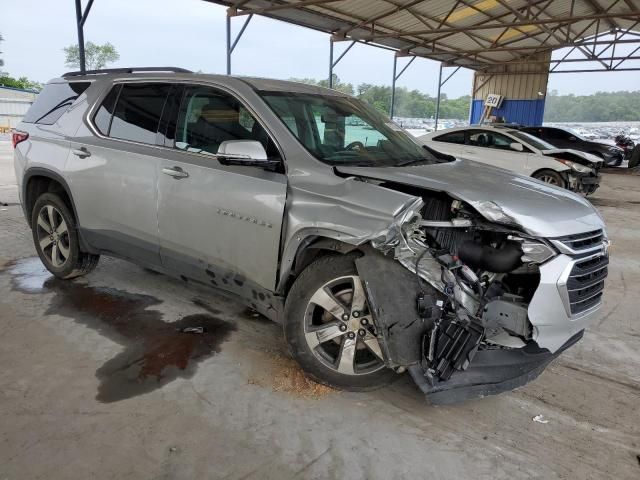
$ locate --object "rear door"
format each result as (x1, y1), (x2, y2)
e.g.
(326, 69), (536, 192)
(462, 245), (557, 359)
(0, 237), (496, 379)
(67, 82), (173, 266)
(156, 84), (287, 292)
(427, 130), (466, 157)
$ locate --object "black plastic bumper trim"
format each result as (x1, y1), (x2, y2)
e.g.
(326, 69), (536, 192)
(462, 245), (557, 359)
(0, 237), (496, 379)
(408, 330), (584, 405)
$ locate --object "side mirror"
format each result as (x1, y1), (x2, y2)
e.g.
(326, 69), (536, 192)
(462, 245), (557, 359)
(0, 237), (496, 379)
(510, 142), (524, 152)
(217, 140), (268, 161)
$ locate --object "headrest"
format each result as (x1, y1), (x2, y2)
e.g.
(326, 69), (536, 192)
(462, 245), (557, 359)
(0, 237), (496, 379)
(200, 98), (239, 123)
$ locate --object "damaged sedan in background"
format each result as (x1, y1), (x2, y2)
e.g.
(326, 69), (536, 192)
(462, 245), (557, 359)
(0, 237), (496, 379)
(15, 72), (610, 405)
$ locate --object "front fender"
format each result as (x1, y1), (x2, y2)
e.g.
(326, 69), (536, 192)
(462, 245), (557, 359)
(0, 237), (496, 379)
(278, 177), (422, 291)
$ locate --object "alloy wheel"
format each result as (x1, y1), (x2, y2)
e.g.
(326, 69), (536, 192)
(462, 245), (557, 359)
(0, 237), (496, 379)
(538, 174), (559, 185)
(36, 205), (70, 268)
(303, 275), (384, 375)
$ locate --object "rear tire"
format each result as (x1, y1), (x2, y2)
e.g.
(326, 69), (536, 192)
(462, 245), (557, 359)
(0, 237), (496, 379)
(532, 169), (566, 188)
(31, 193), (99, 279)
(284, 254), (395, 391)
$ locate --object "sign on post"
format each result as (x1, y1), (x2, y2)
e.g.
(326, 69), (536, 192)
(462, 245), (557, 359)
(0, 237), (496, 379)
(485, 94), (503, 108)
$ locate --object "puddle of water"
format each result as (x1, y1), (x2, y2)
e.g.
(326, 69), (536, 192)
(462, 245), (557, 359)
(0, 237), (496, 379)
(9, 258), (236, 403)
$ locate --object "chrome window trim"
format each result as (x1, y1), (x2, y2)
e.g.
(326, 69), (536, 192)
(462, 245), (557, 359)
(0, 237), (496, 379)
(83, 77), (287, 166)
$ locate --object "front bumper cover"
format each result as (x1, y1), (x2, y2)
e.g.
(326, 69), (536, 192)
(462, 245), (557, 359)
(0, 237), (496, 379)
(408, 330), (583, 405)
(568, 172), (601, 195)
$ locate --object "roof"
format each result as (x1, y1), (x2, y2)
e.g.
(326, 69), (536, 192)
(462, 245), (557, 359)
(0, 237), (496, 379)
(53, 70), (345, 95)
(205, 0), (640, 70)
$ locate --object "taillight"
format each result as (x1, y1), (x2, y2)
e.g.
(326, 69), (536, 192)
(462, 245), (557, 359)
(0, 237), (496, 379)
(12, 130), (29, 149)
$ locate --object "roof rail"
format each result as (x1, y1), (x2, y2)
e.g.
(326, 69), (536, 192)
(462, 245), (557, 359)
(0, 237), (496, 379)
(62, 67), (192, 77)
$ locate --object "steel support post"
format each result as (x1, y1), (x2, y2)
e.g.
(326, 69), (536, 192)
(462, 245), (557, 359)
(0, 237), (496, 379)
(329, 40), (334, 88)
(328, 39), (355, 89)
(226, 11), (253, 75)
(434, 63), (443, 131)
(390, 56), (397, 118)
(75, 0), (87, 73)
(226, 15), (231, 75)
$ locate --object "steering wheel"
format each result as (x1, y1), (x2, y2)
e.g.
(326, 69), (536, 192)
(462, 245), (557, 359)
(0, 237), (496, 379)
(345, 141), (365, 151)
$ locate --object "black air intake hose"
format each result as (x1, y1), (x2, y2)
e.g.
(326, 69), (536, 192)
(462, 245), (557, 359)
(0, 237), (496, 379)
(457, 241), (522, 273)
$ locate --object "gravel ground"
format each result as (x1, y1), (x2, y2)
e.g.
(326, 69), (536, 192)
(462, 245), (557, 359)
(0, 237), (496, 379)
(0, 140), (639, 479)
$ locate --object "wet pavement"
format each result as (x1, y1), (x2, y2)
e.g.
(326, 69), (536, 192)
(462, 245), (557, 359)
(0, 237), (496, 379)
(10, 258), (237, 403)
(1, 141), (639, 480)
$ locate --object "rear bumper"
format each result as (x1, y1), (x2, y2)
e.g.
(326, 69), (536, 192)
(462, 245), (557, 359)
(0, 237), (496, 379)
(408, 330), (583, 405)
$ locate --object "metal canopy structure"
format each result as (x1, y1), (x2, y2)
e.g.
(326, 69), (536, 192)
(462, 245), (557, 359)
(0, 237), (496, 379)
(72, 0), (640, 125)
(206, 0), (640, 72)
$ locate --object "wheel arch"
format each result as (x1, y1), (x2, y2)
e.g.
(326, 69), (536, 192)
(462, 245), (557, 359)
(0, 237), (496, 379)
(277, 234), (363, 296)
(531, 167), (569, 186)
(22, 168), (95, 253)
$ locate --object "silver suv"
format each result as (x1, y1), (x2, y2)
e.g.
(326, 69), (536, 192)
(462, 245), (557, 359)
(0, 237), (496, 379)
(13, 68), (609, 404)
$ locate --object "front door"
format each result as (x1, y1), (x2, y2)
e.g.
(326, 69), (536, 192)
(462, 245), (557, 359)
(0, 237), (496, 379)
(156, 84), (287, 295)
(463, 129), (531, 175)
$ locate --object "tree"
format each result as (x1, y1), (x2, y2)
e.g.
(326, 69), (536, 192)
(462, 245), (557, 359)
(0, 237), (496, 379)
(0, 33), (4, 69)
(63, 41), (119, 70)
(0, 75), (42, 91)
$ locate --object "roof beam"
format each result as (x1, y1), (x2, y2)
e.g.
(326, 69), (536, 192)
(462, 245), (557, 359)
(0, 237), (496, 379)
(340, 0), (426, 33)
(419, 37), (640, 55)
(232, 0), (341, 16)
(360, 12), (640, 39)
(584, 0), (619, 29)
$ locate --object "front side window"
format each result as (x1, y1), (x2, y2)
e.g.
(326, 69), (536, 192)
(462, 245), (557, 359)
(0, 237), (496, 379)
(107, 83), (172, 144)
(174, 86), (278, 158)
(433, 131), (465, 144)
(259, 91), (441, 167)
(468, 130), (515, 151)
(23, 81), (91, 125)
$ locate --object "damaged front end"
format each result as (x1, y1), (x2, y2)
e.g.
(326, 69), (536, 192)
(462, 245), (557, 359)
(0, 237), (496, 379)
(355, 192), (588, 404)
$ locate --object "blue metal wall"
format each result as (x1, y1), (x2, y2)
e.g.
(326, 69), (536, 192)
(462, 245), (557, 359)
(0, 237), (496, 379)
(469, 98), (545, 126)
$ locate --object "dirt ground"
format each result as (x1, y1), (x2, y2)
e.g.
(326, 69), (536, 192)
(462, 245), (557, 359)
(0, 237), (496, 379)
(0, 140), (638, 480)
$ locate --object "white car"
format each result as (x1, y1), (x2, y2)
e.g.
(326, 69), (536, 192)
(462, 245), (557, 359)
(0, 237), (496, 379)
(419, 125), (603, 194)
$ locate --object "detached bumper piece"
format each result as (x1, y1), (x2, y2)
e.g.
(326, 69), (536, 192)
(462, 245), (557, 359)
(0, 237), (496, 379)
(409, 330), (584, 405)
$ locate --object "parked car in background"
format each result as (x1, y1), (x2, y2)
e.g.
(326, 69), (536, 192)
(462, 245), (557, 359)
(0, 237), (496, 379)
(13, 69), (609, 404)
(521, 126), (624, 167)
(419, 125), (602, 195)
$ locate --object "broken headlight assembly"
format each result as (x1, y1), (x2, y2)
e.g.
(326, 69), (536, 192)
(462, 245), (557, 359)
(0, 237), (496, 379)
(554, 158), (594, 174)
(471, 200), (520, 227)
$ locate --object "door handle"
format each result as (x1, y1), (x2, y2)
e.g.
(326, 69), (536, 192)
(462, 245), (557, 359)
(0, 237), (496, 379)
(72, 147), (91, 158)
(162, 166), (189, 179)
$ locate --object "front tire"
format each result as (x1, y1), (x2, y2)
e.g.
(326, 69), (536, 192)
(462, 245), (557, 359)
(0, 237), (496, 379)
(284, 254), (394, 390)
(31, 192), (99, 279)
(532, 169), (566, 188)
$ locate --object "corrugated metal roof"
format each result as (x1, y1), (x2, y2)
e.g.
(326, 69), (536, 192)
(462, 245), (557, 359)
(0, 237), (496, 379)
(205, 0), (640, 71)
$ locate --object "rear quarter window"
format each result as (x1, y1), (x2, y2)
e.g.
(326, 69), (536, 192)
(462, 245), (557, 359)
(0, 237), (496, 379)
(22, 81), (91, 125)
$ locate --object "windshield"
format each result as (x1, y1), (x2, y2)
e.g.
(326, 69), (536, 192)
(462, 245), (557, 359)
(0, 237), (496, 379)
(509, 130), (556, 151)
(259, 91), (442, 167)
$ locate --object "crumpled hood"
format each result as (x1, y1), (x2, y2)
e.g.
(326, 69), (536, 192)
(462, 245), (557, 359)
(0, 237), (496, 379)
(337, 159), (605, 238)
(541, 149), (603, 167)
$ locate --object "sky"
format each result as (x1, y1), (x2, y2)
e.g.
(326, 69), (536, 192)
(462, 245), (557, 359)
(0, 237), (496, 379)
(1, 0), (639, 98)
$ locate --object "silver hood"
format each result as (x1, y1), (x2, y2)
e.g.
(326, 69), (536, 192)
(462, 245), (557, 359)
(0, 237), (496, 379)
(336, 158), (604, 238)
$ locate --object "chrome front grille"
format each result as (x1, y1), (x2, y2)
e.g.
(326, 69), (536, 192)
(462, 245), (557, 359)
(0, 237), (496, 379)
(566, 254), (609, 315)
(551, 230), (605, 255)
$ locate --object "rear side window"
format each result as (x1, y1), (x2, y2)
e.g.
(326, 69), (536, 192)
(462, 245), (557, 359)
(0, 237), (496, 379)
(433, 131), (465, 144)
(93, 85), (120, 135)
(106, 83), (172, 144)
(23, 81), (90, 125)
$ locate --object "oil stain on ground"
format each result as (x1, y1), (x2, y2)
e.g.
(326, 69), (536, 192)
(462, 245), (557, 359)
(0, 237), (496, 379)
(9, 258), (236, 403)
